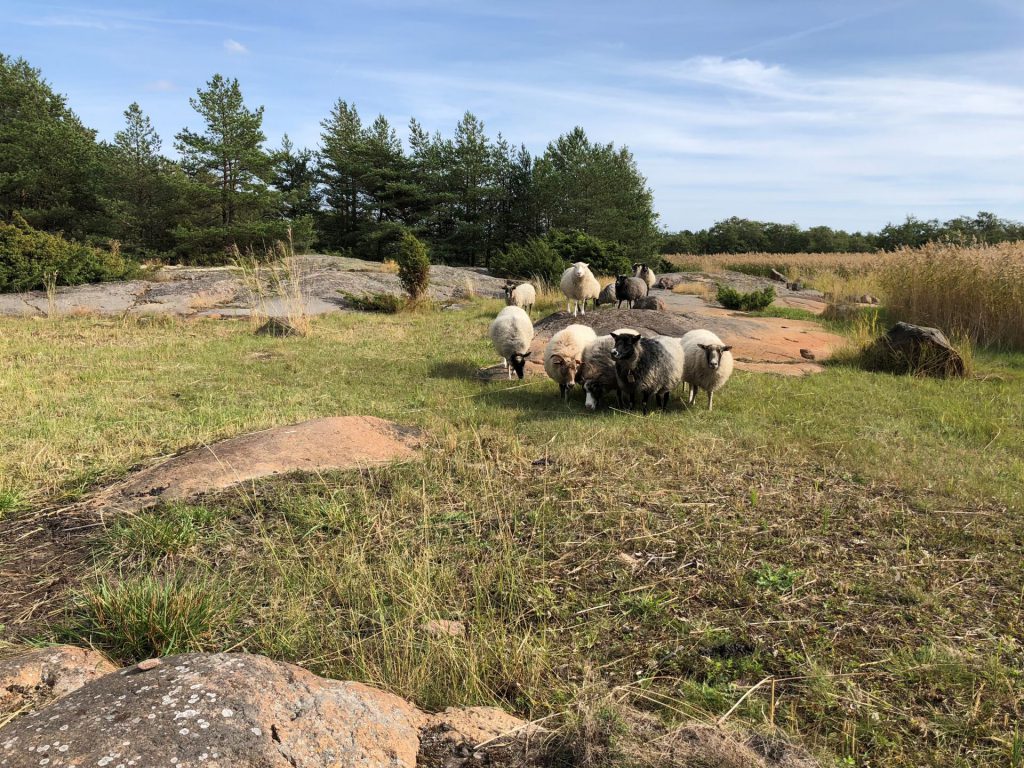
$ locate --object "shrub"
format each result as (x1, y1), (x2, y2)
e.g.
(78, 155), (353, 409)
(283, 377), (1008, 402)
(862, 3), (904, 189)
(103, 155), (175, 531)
(546, 229), (631, 276)
(490, 237), (566, 284)
(716, 285), (776, 311)
(0, 214), (138, 292)
(341, 291), (405, 313)
(395, 231), (430, 299)
(171, 220), (299, 265)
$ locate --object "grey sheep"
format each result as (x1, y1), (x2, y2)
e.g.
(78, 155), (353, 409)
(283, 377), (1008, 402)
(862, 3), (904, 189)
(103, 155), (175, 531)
(609, 331), (685, 414)
(632, 296), (665, 311)
(580, 334), (621, 411)
(595, 282), (617, 307)
(680, 329), (734, 411)
(615, 275), (648, 308)
(488, 305), (534, 380)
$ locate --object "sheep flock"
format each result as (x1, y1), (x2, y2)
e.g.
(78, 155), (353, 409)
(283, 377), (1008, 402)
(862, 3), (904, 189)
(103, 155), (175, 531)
(494, 262), (734, 413)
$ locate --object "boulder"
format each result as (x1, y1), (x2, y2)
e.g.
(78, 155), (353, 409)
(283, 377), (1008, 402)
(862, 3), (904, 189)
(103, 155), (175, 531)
(0, 646), (115, 722)
(632, 296), (666, 311)
(864, 322), (965, 378)
(858, 294), (880, 305)
(0, 652), (422, 768)
(655, 275), (684, 290)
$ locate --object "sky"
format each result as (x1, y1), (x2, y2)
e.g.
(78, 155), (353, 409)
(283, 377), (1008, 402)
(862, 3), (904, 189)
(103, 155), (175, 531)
(2, 0), (1023, 232)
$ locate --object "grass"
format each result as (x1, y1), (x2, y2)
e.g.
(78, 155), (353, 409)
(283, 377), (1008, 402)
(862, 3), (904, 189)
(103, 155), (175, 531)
(0, 303), (1023, 767)
(880, 241), (1024, 350)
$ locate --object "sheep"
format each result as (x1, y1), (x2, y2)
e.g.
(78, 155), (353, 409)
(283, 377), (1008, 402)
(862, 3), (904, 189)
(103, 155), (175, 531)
(609, 331), (685, 414)
(489, 305), (535, 380)
(633, 263), (657, 290)
(580, 335), (621, 411)
(680, 329), (734, 411)
(614, 275), (648, 308)
(503, 281), (536, 314)
(595, 282), (617, 307)
(632, 295), (665, 311)
(560, 262), (601, 316)
(544, 324), (598, 399)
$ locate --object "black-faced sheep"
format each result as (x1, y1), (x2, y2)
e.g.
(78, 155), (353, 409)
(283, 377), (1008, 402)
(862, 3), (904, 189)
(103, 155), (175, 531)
(632, 263), (657, 290)
(503, 282), (536, 313)
(680, 329), (734, 411)
(489, 305), (534, 380)
(609, 331), (685, 414)
(580, 335), (620, 411)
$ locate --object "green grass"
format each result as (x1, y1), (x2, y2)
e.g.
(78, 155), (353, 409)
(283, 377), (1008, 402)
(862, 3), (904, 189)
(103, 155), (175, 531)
(1, 304), (1023, 767)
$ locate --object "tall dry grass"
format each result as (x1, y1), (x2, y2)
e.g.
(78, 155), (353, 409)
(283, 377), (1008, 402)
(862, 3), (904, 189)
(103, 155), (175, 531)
(232, 239), (311, 336)
(879, 241), (1024, 350)
(665, 251), (881, 279)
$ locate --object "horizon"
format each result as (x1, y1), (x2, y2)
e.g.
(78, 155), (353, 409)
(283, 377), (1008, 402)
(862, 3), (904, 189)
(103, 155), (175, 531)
(3, 0), (1023, 233)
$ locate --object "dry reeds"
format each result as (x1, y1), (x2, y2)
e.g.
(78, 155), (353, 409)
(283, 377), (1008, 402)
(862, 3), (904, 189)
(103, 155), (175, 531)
(232, 240), (311, 336)
(665, 251), (881, 279)
(879, 241), (1024, 350)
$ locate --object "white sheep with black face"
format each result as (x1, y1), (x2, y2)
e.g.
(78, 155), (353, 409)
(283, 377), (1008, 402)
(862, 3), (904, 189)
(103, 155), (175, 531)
(560, 262), (601, 316)
(489, 305), (535, 380)
(633, 262), (657, 289)
(544, 323), (598, 399)
(680, 329), (734, 411)
(503, 281), (536, 314)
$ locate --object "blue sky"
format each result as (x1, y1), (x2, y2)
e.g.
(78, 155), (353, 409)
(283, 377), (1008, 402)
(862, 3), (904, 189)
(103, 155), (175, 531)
(3, 0), (1023, 232)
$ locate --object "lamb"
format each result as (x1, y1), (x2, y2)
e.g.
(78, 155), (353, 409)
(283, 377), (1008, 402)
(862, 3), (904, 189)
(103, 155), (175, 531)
(614, 275), (648, 308)
(544, 323), (598, 399)
(680, 329), (734, 411)
(580, 335), (621, 411)
(633, 263), (657, 290)
(503, 281), (536, 313)
(595, 282), (617, 307)
(560, 262), (601, 316)
(609, 330), (685, 414)
(489, 305), (535, 380)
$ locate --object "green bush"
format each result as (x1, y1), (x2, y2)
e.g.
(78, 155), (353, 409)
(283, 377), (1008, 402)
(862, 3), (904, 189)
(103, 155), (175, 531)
(341, 291), (405, 313)
(395, 231), (430, 299)
(0, 214), (138, 292)
(716, 285), (776, 311)
(171, 220), (299, 265)
(491, 237), (566, 284)
(547, 229), (631, 276)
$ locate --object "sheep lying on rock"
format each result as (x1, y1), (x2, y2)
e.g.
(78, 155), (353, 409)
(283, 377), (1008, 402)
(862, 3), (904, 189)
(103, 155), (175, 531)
(610, 331), (685, 414)
(633, 263), (657, 289)
(680, 329), (734, 411)
(489, 305), (534, 380)
(580, 335), (621, 411)
(560, 262), (601, 316)
(545, 324), (598, 399)
(596, 282), (617, 307)
(503, 282), (536, 313)
(632, 296), (665, 311)
(615, 275), (648, 308)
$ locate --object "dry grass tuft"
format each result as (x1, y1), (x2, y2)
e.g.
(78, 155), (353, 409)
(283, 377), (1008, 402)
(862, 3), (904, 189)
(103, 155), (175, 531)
(671, 281), (715, 300)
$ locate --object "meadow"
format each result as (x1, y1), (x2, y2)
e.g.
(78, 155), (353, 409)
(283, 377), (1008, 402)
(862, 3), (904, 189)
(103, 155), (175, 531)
(1, 276), (1022, 766)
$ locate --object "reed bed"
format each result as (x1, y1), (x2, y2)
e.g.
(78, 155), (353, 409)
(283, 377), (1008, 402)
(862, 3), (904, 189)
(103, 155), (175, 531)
(879, 241), (1024, 350)
(664, 251), (881, 279)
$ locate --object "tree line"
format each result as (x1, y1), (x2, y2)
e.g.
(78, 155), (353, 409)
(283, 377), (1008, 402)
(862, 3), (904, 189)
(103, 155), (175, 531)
(660, 212), (1024, 255)
(0, 53), (659, 269)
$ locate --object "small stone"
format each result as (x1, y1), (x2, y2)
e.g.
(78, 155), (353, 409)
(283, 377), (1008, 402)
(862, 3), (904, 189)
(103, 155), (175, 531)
(136, 659), (161, 671)
(799, 349), (816, 360)
(420, 620), (467, 639)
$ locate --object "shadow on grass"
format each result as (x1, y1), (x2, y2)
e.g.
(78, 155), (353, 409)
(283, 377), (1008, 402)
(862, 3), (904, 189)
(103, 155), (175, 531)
(428, 360), (484, 379)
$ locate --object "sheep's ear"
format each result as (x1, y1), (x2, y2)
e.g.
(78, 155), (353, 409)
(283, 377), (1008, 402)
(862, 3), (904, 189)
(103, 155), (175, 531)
(697, 343), (709, 351)
(522, 351), (532, 358)
(610, 332), (619, 340)
(550, 354), (564, 365)
(722, 345), (733, 352)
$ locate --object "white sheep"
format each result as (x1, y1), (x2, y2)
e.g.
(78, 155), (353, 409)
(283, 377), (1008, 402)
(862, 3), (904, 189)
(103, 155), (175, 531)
(489, 305), (535, 380)
(504, 282), (536, 314)
(633, 263), (657, 290)
(544, 323), (598, 399)
(560, 262), (601, 316)
(680, 329), (734, 411)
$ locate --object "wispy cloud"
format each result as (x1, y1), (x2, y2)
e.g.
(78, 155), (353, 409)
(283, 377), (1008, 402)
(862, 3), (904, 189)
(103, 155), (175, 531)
(223, 38), (248, 54)
(145, 79), (179, 93)
(16, 15), (117, 30)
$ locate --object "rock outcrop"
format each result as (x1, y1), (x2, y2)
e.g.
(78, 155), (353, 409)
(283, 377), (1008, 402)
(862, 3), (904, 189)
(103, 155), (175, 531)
(0, 646), (115, 722)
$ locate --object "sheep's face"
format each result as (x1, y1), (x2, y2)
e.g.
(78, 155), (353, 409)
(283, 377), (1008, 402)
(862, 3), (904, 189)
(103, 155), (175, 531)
(571, 262), (589, 278)
(610, 332), (642, 363)
(633, 263), (648, 278)
(583, 379), (602, 411)
(550, 354), (584, 387)
(697, 343), (733, 370)
(503, 284), (514, 303)
(509, 351), (531, 379)
(615, 275), (629, 289)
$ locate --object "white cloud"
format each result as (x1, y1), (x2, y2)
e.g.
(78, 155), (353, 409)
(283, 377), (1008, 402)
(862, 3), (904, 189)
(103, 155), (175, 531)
(145, 80), (179, 93)
(224, 38), (249, 54)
